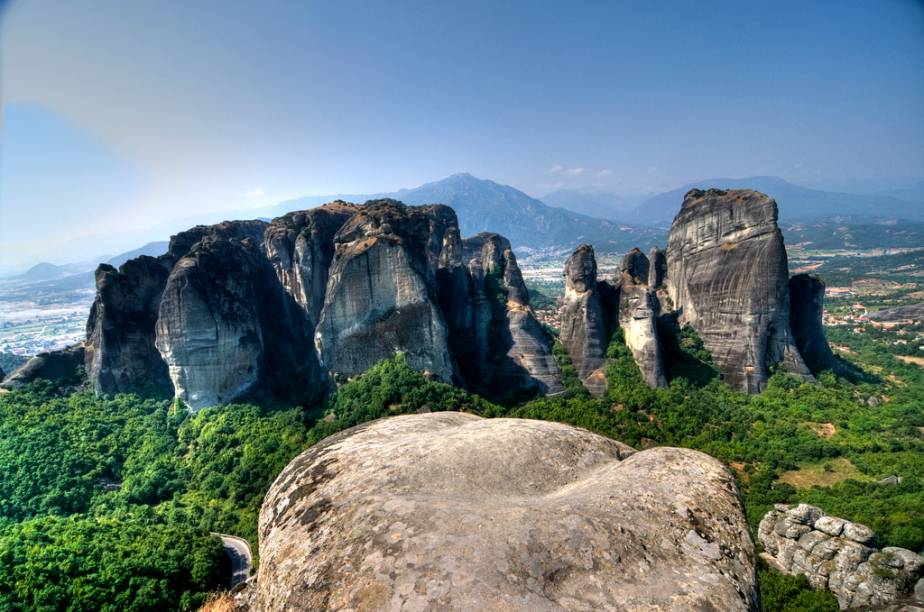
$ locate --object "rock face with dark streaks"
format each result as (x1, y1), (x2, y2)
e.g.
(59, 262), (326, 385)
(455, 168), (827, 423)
(759, 504), (924, 609)
(618, 281), (668, 389)
(648, 247), (667, 289)
(559, 244), (611, 395)
(315, 200), (457, 383)
(789, 274), (841, 375)
(0, 345), (86, 390)
(666, 188), (812, 393)
(621, 247), (649, 284)
(85, 256), (172, 395)
(155, 236), (324, 410)
(263, 202), (359, 327)
(460, 233), (563, 396)
(253, 413), (758, 611)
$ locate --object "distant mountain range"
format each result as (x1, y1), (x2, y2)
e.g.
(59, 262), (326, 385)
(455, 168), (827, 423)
(3, 241), (169, 285)
(9, 173), (924, 277)
(273, 173), (665, 255)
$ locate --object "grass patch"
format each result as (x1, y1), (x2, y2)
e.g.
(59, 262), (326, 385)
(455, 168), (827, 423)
(779, 457), (873, 489)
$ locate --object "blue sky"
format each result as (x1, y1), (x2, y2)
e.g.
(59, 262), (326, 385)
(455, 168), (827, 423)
(1, 0), (923, 270)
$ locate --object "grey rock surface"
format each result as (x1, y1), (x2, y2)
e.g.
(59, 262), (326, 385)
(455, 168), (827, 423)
(263, 202), (358, 327)
(316, 200), (457, 383)
(666, 188), (812, 393)
(759, 504), (924, 609)
(461, 233), (563, 396)
(559, 245), (611, 395)
(0, 344), (85, 390)
(789, 273), (842, 375)
(648, 247), (667, 289)
(85, 257), (172, 395)
(155, 236), (324, 410)
(254, 412), (757, 611)
(620, 248), (650, 284)
(618, 281), (667, 389)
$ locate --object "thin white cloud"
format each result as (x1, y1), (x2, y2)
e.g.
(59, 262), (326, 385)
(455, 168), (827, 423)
(547, 164), (564, 174)
(596, 169), (614, 178)
(245, 187), (265, 200)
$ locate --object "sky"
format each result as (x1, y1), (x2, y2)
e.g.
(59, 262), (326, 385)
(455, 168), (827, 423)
(1, 0), (923, 271)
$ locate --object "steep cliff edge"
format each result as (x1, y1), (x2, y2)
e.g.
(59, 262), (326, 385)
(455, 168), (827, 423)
(263, 202), (359, 327)
(252, 413), (757, 611)
(789, 273), (842, 375)
(666, 189), (812, 393)
(85, 256), (172, 395)
(315, 200), (457, 383)
(461, 233), (563, 397)
(155, 236), (324, 410)
(559, 245), (611, 395)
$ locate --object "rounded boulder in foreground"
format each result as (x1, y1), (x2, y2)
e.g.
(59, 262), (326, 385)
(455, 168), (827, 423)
(254, 413), (757, 611)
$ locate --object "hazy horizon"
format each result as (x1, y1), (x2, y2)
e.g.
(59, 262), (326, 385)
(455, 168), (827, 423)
(2, 0), (924, 271)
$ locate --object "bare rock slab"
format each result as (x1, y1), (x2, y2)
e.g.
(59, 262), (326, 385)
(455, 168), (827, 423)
(254, 413), (757, 611)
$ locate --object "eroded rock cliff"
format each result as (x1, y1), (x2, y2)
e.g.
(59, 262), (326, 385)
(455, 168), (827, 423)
(315, 200), (457, 383)
(85, 256), (172, 395)
(461, 233), (563, 396)
(559, 244), (610, 395)
(666, 188), (812, 393)
(759, 504), (924, 609)
(0, 345), (85, 390)
(790, 273), (842, 375)
(263, 202), (358, 327)
(253, 413), (757, 611)
(155, 236), (324, 410)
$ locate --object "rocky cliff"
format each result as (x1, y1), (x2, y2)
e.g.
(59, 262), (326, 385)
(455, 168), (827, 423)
(85, 256), (172, 395)
(559, 188), (840, 394)
(789, 274), (842, 375)
(759, 504), (924, 609)
(460, 233), (563, 397)
(72, 199), (560, 408)
(666, 189), (812, 393)
(315, 200), (457, 383)
(155, 236), (325, 410)
(263, 202), (359, 327)
(251, 413), (757, 611)
(0, 345), (85, 390)
(559, 245), (611, 395)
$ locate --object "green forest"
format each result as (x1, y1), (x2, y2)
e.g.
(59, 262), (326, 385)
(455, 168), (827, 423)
(1, 318), (923, 610)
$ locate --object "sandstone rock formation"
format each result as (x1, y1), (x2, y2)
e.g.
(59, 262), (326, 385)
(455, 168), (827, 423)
(620, 247), (649, 284)
(253, 413), (758, 611)
(85, 256), (172, 395)
(0, 345), (85, 390)
(759, 504), (924, 609)
(39, 200), (563, 406)
(559, 245), (610, 395)
(789, 274), (842, 375)
(155, 236), (325, 410)
(263, 202), (359, 327)
(666, 189), (812, 393)
(315, 200), (457, 383)
(460, 233), (563, 396)
(648, 247), (667, 289)
(618, 282), (668, 389)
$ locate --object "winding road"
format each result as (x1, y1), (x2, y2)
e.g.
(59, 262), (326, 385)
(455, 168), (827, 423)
(212, 533), (253, 588)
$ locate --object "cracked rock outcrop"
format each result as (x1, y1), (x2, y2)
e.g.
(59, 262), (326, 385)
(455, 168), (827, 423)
(759, 504), (924, 609)
(459, 233), (563, 396)
(789, 274), (842, 375)
(155, 236), (325, 410)
(666, 189), (812, 393)
(263, 202), (359, 327)
(85, 256), (172, 395)
(0, 344), (85, 390)
(316, 200), (457, 383)
(559, 245), (611, 395)
(253, 412), (758, 611)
